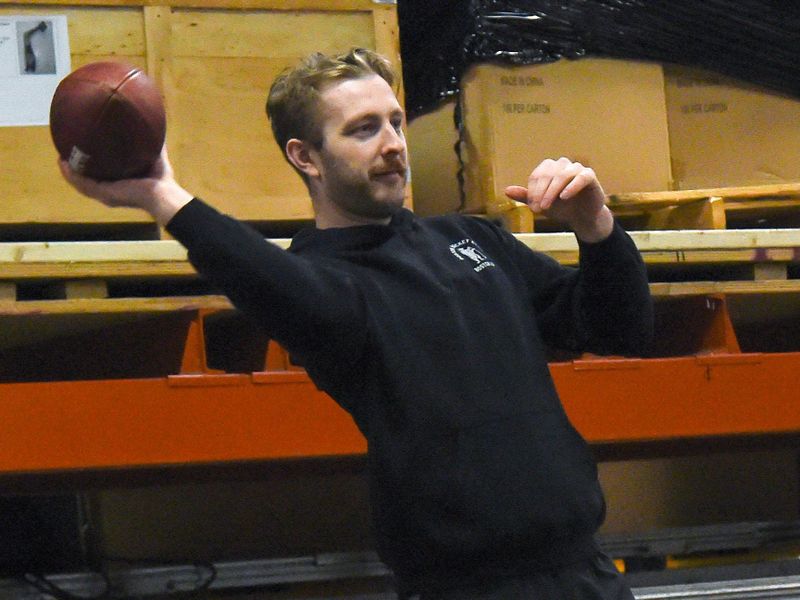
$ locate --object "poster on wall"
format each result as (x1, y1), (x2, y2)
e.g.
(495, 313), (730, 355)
(0, 15), (70, 126)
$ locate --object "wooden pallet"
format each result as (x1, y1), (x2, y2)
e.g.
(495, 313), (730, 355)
(489, 182), (800, 233)
(609, 182), (800, 230)
(2, 229), (799, 299)
(2, 228), (800, 367)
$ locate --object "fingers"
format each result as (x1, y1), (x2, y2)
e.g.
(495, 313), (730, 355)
(57, 146), (172, 206)
(559, 165), (599, 200)
(57, 158), (136, 208)
(528, 157), (598, 211)
(504, 185), (529, 202)
(57, 159), (72, 181)
(56, 144), (191, 225)
(151, 144), (172, 178)
(58, 159), (103, 199)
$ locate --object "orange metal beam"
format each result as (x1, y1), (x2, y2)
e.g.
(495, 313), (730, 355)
(0, 294), (796, 476)
(0, 351), (799, 475)
(551, 352), (800, 443)
(0, 372), (364, 474)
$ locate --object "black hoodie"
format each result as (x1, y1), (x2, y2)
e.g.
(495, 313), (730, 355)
(167, 200), (653, 592)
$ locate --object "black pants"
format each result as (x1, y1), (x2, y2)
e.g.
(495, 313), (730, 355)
(410, 552), (634, 600)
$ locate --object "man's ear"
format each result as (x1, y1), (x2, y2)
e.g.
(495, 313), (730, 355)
(286, 138), (320, 178)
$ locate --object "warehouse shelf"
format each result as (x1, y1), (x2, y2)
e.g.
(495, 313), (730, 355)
(0, 229), (799, 474)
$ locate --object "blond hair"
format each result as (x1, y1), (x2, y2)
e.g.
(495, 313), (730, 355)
(267, 48), (396, 165)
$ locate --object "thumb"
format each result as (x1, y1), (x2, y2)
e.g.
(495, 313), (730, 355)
(504, 185), (529, 203)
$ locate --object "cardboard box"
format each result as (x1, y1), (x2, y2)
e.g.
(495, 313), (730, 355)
(407, 98), (463, 217)
(458, 58), (673, 215)
(665, 64), (800, 190)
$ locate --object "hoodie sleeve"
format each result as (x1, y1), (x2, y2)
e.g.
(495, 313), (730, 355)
(500, 221), (653, 357)
(165, 198), (368, 366)
(572, 222), (654, 356)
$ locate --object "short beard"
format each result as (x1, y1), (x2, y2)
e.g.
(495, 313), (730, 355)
(327, 173), (405, 221)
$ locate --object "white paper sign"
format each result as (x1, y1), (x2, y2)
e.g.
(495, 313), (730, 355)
(0, 15), (70, 126)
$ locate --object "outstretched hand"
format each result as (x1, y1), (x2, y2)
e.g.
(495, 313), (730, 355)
(58, 145), (194, 226)
(505, 157), (613, 243)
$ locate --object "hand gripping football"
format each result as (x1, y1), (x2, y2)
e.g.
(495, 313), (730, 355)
(50, 61), (166, 180)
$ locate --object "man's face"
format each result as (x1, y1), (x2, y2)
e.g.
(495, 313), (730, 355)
(311, 74), (408, 222)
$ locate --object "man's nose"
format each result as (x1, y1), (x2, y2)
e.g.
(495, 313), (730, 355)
(381, 123), (405, 155)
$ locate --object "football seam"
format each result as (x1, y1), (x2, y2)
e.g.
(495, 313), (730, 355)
(75, 68), (143, 171)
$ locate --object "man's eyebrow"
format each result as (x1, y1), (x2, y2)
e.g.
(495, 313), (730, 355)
(342, 113), (379, 128)
(339, 105), (405, 129)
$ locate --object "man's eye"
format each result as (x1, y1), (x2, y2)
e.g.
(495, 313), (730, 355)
(352, 123), (376, 136)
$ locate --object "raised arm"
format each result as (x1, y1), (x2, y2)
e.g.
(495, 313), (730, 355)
(505, 157), (653, 357)
(504, 156), (613, 243)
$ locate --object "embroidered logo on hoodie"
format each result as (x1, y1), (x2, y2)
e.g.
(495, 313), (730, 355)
(449, 239), (496, 272)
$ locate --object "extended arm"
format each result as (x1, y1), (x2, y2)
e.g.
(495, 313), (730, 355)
(57, 149), (367, 364)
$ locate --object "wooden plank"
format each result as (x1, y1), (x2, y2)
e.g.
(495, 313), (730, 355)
(725, 199), (800, 212)
(0, 240), (188, 262)
(642, 197), (726, 230)
(59, 279), (109, 299)
(607, 183), (800, 230)
(0, 262), (197, 280)
(372, 2), (402, 93)
(486, 205), (534, 233)
(143, 5), (171, 83)
(546, 248), (800, 267)
(0, 295), (231, 315)
(0, 239), (290, 263)
(2, 282), (797, 313)
(169, 10), (373, 58)
(0, 283), (16, 301)
(3, 230), (800, 281)
(650, 280), (800, 297)
(0, 0), (380, 10)
(177, 0), (382, 9)
(520, 228), (800, 252)
(754, 263), (789, 281)
(610, 182), (800, 206)
(0, 250), (788, 282)
(371, 1), (412, 215)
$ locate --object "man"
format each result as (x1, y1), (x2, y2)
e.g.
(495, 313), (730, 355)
(60, 48), (653, 599)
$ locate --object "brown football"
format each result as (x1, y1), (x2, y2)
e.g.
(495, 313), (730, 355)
(49, 61), (166, 180)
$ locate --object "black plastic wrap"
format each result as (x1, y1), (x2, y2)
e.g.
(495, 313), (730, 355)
(398, 0), (800, 119)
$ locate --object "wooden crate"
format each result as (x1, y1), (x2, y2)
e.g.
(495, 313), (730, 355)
(0, 0), (404, 236)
